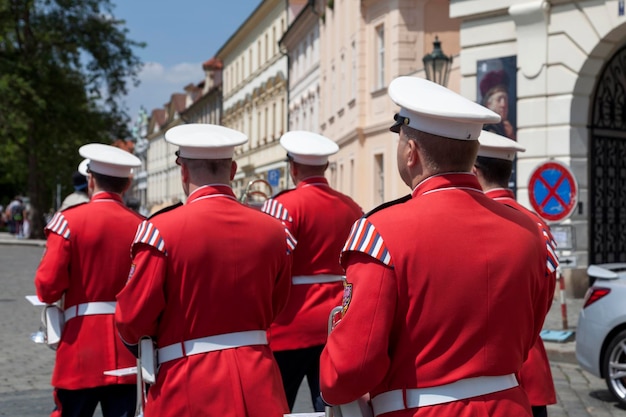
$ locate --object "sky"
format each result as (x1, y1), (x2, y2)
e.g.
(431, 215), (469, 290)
(112, 0), (262, 128)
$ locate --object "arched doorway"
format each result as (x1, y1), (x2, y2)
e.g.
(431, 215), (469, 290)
(589, 45), (626, 264)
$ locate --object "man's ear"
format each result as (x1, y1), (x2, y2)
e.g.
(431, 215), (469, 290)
(289, 161), (298, 178)
(230, 160), (237, 180)
(181, 162), (190, 183)
(406, 138), (420, 168)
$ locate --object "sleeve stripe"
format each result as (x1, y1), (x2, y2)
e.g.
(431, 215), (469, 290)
(342, 218), (392, 266)
(133, 220), (166, 253)
(285, 226), (296, 254)
(46, 212), (70, 239)
(547, 243), (558, 273)
(541, 227), (559, 274)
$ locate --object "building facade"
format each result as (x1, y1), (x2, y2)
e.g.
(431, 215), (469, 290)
(217, 0), (307, 198)
(145, 95), (185, 213)
(451, 0), (626, 291)
(137, 0), (621, 292)
(318, 0), (461, 209)
(280, 0), (323, 189)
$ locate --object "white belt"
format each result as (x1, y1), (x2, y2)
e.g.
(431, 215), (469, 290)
(64, 301), (116, 322)
(158, 330), (268, 364)
(371, 374), (518, 416)
(292, 274), (345, 285)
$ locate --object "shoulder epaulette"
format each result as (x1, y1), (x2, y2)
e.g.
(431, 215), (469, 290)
(45, 212), (71, 240)
(133, 220), (166, 253)
(364, 194), (412, 218)
(341, 218), (393, 267)
(149, 202), (183, 219)
(262, 198), (292, 222)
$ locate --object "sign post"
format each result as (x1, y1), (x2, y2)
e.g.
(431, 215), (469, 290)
(529, 160), (578, 335)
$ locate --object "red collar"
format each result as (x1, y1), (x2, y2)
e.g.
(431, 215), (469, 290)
(412, 173), (483, 198)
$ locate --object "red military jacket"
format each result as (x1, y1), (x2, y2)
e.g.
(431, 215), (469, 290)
(115, 185), (293, 417)
(34, 191), (143, 389)
(262, 176), (363, 351)
(485, 188), (557, 406)
(320, 174), (557, 417)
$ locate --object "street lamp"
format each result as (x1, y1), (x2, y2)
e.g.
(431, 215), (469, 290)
(422, 36), (453, 87)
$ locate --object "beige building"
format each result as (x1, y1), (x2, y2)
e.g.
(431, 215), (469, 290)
(451, 0), (626, 290)
(143, 58), (224, 213)
(217, 0), (307, 198)
(180, 58), (223, 126)
(145, 95), (185, 213)
(280, 1), (323, 189)
(318, 0), (461, 211)
(139, 0), (624, 288)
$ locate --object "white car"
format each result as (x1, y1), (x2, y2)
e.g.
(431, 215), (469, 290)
(575, 263), (626, 406)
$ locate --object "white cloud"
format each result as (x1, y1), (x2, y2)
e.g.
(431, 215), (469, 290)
(124, 61), (204, 124)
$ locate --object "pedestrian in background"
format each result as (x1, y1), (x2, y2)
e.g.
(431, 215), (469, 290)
(5, 196), (24, 236)
(58, 159), (90, 212)
(261, 130), (363, 412)
(320, 76), (558, 417)
(115, 124), (293, 417)
(474, 130), (557, 417)
(34, 144), (143, 417)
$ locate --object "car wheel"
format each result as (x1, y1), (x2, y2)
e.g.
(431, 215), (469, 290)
(603, 329), (626, 407)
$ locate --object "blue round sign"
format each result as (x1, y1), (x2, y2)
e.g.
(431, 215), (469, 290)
(528, 161), (578, 222)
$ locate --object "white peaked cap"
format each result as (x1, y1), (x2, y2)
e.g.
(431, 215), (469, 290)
(77, 159), (90, 176)
(79, 144), (141, 178)
(165, 124), (248, 159)
(477, 130), (526, 161)
(280, 131), (339, 165)
(388, 76), (501, 140)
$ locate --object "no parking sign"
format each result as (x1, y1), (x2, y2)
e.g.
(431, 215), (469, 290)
(528, 161), (578, 223)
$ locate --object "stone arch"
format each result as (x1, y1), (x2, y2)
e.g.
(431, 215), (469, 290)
(587, 41), (626, 263)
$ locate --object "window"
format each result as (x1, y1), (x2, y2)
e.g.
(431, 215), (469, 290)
(374, 153), (384, 205)
(351, 40), (357, 100)
(280, 98), (285, 135)
(264, 106), (269, 143)
(248, 113), (252, 141)
(273, 26), (277, 55)
(376, 24), (385, 90)
(341, 53), (346, 106)
(331, 64), (336, 114)
(272, 102), (276, 140)
(350, 158), (355, 197)
(257, 111), (262, 147)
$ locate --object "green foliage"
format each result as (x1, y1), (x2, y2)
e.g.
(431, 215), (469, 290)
(0, 0), (145, 237)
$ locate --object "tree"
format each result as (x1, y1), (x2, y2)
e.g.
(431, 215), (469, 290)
(0, 0), (145, 238)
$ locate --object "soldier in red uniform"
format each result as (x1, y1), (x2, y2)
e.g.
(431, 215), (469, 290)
(34, 144), (143, 417)
(320, 76), (558, 417)
(474, 130), (557, 417)
(261, 130), (363, 412)
(115, 124), (293, 417)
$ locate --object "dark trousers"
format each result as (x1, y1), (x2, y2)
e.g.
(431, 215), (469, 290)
(532, 405), (548, 417)
(53, 385), (136, 417)
(274, 345), (325, 412)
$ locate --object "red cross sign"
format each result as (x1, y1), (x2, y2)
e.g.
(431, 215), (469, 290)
(528, 161), (578, 222)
